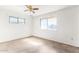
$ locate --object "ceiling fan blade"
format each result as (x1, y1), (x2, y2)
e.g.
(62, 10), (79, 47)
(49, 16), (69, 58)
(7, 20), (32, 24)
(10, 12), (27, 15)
(25, 5), (28, 8)
(32, 11), (35, 13)
(33, 8), (39, 10)
(24, 10), (28, 12)
(25, 5), (31, 8)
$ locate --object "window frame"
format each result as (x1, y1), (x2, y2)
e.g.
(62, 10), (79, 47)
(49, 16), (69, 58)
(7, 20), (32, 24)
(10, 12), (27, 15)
(9, 16), (18, 24)
(9, 16), (26, 24)
(18, 18), (25, 24)
(40, 18), (48, 30)
(40, 17), (57, 30)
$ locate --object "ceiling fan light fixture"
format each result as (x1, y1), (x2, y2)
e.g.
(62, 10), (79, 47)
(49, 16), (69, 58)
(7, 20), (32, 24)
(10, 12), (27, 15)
(24, 5), (39, 16)
(27, 11), (34, 16)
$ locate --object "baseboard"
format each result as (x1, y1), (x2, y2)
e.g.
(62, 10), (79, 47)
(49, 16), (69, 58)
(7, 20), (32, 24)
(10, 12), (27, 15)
(1, 35), (79, 48)
(32, 35), (79, 48)
(1, 35), (33, 43)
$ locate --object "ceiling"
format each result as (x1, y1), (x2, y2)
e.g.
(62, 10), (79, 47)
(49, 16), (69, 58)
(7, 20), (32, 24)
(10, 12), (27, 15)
(0, 5), (71, 16)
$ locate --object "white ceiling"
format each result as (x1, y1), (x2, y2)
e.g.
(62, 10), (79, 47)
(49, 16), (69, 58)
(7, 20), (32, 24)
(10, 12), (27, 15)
(0, 5), (71, 16)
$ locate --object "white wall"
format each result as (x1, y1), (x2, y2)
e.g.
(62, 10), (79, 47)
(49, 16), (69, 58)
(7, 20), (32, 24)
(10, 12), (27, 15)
(0, 8), (32, 42)
(33, 6), (79, 47)
(0, 6), (79, 47)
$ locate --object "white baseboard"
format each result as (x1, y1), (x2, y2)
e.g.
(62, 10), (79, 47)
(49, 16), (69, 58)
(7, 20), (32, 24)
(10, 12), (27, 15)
(32, 35), (79, 47)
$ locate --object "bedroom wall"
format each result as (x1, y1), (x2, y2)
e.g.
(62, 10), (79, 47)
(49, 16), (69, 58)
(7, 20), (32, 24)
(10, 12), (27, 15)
(0, 6), (79, 47)
(33, 6), (79, 47)
(0, 8), (32, 42)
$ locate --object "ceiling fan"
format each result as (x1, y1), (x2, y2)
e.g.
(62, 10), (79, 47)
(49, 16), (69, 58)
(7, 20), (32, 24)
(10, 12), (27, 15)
(24, 5), (39, 14)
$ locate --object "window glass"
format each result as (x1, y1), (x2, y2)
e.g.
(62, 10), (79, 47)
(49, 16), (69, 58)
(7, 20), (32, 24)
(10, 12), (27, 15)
(40, 17), (57, 30)
(48, 17), (57, 30)
(18, 18), (25, 24)
(9, 16), (18, 24)
(41, 18), (48, 29)
(9, 16), (25, 24)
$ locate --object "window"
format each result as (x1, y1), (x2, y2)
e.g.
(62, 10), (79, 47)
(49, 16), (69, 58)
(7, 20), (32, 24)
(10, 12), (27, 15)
(40, 18), (48, 29)
(18, 18), (25, 24)
(9, 16), (18, 24)
(48, 17), (57, 30)
(9, 16), (25, 24)
(40, 17), (57, 30)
